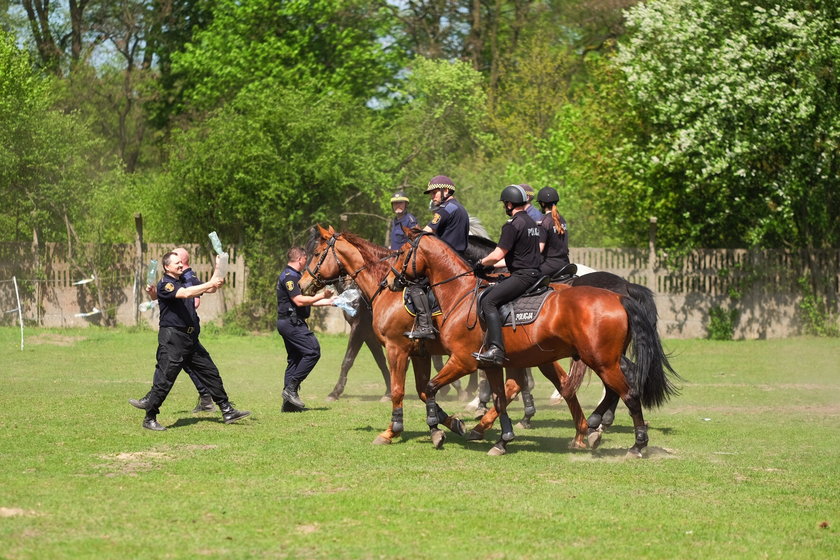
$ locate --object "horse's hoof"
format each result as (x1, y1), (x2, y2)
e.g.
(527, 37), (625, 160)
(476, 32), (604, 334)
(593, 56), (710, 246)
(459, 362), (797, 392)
(372, 435), (392, 445)
(569, 438), (587, 450)
(326, 394), (339, 402)
(487, 443), (506, 456)
(466, 429), (485, 441)
(449, 418), (466, 437)
(431, 429), (446, 449)
(587, 430), (602, 450)
(379, 394), (391, 403)
(625, 446), (644, 459)
(515, 420), (531, 430)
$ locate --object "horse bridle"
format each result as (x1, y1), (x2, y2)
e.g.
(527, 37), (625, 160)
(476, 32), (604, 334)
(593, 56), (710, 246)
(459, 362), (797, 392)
(306, 233), (401, 304)
(392, 232), (476, 290)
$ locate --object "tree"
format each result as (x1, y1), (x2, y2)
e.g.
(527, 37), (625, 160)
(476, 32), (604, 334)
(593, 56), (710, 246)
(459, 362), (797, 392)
(0, 30), (100, 242)
(615, 0), (840, 248)
(170, 0), (405, 115)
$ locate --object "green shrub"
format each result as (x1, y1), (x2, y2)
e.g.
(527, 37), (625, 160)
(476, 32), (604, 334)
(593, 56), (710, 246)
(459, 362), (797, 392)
(707, 305), (738, 340)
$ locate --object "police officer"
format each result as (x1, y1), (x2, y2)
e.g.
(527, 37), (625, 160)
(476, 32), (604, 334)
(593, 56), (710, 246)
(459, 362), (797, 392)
(140, 251), (250, 431)
(472, 185), (542, 366)
(536, 186), (570, 277)
(276, 246), (336, 411)
(128, 247), (216, 413)
(403, 175), (470, 339)
(389, 190), (417, 251)
(519, 184), (545, 223)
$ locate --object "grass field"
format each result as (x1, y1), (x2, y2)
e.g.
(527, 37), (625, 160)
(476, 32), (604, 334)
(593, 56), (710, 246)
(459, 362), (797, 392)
(1, 327), (838, 559)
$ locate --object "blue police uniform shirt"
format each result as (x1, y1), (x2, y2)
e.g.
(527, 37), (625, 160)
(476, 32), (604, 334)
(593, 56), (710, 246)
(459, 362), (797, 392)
(426, 197), (469, 254)
(496, 211), (542, 273)
(390, 212), (417, 251)
(525, 204), (543, 223)
(157, 274), (200, 330)
(276, 265), (310, 319)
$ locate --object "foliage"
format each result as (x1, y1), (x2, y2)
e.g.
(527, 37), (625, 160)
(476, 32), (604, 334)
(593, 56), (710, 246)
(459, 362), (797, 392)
(170, 0), (404, 114)
(615, 0), (840, 249)
(0, 30), (101, 242)
(797, 277), (839, 337)
(165, 84), (393, 312)
(707, 304), (738, 340)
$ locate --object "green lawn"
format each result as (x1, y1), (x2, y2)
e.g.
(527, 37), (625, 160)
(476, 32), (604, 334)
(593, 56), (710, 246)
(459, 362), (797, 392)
(1, 327), (838, 559)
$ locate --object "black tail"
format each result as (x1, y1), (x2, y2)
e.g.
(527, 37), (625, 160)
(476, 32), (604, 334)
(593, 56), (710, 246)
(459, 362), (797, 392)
(625, 281), (659, 331)
(621, 295), (681, 408)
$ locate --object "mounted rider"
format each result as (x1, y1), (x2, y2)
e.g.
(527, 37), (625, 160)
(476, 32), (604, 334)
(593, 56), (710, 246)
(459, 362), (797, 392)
(403, 174), (470, 339)
(472, 185), (542, 366)
(535, 186), (570, 278)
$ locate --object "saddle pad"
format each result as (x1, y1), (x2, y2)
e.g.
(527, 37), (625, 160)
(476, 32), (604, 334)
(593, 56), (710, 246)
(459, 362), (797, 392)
(498, 289), (552, 327)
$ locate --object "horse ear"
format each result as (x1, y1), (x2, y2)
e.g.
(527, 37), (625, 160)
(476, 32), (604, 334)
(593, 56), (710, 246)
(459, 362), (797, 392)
(328, 225), (336, 235)
(317, 224), (330, 238)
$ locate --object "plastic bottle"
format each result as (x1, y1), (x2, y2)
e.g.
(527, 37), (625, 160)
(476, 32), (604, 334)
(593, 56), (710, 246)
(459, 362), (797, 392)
(146, 259), (158, 285)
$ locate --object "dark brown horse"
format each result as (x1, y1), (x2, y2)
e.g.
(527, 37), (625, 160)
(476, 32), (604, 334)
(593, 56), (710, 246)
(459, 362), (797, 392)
(388, 230), (680, 456)
(299, 225), (590, 450)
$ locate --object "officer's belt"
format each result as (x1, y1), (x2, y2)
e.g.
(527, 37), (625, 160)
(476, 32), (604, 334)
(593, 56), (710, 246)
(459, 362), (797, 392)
(165, 325), (195, 334)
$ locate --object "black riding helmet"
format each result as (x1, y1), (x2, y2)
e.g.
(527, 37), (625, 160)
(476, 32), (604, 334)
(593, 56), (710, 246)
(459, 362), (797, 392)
(499, 184), (528, 206)
(537, 186), (559, 205)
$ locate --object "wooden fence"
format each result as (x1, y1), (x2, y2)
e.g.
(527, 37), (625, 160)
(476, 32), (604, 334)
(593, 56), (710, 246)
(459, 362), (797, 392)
(1, 242), (837, 338)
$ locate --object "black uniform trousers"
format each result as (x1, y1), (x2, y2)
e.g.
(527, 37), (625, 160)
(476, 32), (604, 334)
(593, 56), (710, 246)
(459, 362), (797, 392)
(276, 317), (321, 389)
(479, 269), (541, 349)
(147, 327), (230, 416)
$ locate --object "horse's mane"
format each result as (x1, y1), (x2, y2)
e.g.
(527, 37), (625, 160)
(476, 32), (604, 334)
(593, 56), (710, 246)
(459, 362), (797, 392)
(340, 231), (395, 278)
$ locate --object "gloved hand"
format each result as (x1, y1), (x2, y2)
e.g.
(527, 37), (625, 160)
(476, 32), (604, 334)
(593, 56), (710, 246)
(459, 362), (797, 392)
(473, 261), (492, 274)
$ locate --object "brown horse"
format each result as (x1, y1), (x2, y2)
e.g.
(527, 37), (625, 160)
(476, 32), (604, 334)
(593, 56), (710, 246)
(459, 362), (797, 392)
(388, 230), (680, 456)
(299, 225), (590, 450)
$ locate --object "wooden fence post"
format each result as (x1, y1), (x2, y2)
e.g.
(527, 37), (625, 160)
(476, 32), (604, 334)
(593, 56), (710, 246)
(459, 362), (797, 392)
(648, 216), (658, 291)
(134, 213), (144, 326)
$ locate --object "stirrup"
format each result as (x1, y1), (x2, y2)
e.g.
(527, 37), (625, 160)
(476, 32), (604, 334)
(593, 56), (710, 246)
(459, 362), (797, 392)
(403, 328), (435, 340)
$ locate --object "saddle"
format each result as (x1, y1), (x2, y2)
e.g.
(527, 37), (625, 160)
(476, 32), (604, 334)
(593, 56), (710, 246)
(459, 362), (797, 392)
(476, 274), (552, 329)
(549, 263), (578, 284)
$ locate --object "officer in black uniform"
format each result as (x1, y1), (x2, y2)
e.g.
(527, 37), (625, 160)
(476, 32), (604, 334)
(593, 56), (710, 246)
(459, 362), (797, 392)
(128, 247), (216, 413)
(141, 251), (250, 431)
(535, 186), (570, 277)
(403, 174), (470, 339)
(472, 185), (542, 366)
(389, 190), (417, 251)
(276, 246), (335, 411)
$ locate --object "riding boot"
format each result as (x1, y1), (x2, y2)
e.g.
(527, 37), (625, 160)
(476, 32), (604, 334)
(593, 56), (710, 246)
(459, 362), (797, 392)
(472, 308), (505, 365)
(192, 393), (216, 413)
(403, 286), (435, 339)
(282, 384), (306, 409)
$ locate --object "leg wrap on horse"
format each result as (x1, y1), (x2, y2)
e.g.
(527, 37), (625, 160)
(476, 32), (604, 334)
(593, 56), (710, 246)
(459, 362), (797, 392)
(425, 398), (439, 428)
(587, 412), (603, 430)
(391, 407), (404, 433)
(635, 426), (649, 448)
(522, 391), (536, 418)
(602, 408), (615, 428)
(478, 375), (491, 406)
(435, 403), (449, 425)
(500, 414), (515, 442)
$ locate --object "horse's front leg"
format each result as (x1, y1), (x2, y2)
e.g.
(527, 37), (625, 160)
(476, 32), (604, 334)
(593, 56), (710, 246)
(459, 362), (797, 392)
(373, 346), (408, 445)
(466, 367), (523, 440)
(423, 358), (472, 449)
(515, 368), (537, 429)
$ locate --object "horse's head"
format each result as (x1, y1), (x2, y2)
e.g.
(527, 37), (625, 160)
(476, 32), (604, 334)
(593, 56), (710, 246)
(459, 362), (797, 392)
(300, 225), (343, 296)
(386, 227), (434, 291)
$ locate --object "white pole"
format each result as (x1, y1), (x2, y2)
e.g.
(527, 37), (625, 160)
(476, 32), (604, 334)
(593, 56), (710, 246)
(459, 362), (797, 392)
(12, 276), (23, 351)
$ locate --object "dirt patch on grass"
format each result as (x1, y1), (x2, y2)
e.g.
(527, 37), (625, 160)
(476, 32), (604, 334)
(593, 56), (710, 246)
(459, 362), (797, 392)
(0, 507), (41, 518)
(98, 451), (172, 476)
(27, 333), (85, 346)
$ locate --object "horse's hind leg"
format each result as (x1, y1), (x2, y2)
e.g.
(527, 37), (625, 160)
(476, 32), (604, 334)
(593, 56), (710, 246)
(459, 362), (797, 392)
(587, 386), (620, 432)
(595, 360), (649, 458)
(515, 368), (537, 429)
(328, 318), (366, 401)
(534, 362), (588, 449)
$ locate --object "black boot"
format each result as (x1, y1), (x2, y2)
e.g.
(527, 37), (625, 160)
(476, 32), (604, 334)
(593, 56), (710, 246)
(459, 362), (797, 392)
(219, 401), (251, 424)
(192, 394), (216, 413)
(142, 415), (166, 431)
(472, 308), (506, 365)
(403, 286), (435, 339)
(282, 385), (306, 409)
(129, 393), (151, 410)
